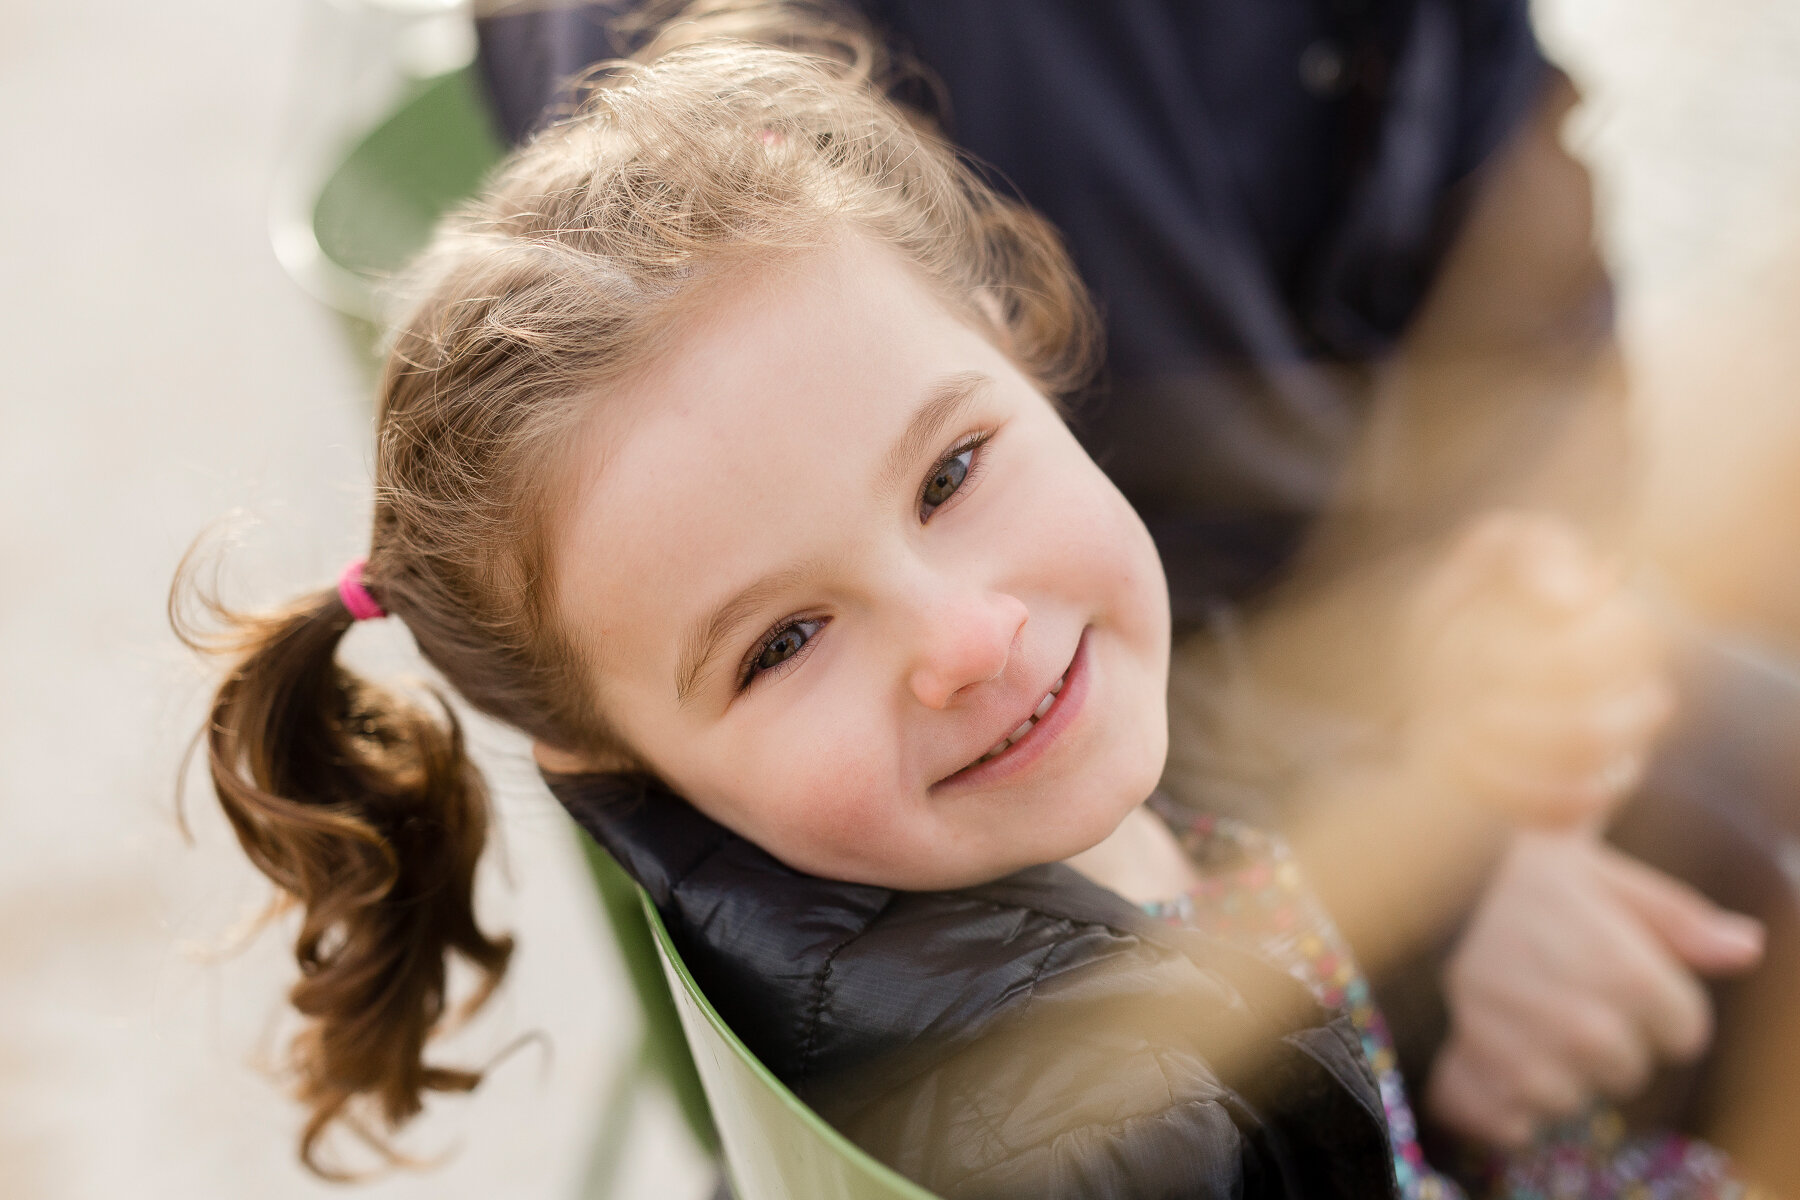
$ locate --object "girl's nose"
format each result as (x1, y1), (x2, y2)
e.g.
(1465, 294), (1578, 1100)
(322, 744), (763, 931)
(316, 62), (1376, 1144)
(907, 589), (1029, 710)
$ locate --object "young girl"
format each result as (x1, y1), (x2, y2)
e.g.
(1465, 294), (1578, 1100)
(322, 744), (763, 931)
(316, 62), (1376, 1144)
(177, 29), (1746, 1200)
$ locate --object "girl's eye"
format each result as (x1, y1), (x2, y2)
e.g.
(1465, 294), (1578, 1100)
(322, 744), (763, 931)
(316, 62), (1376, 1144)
(742, 617), (824, 688)
(920, 433), (990, 519)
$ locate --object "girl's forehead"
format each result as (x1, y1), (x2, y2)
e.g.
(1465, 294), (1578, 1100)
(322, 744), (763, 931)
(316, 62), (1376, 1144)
(552, 238), (1013, 662)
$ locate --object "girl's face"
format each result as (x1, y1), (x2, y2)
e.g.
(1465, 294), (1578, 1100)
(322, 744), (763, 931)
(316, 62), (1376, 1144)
(548, 237), (1170, 889)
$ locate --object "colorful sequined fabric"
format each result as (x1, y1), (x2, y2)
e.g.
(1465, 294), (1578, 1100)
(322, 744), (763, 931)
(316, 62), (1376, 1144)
(1139, 808), (1747, 1200)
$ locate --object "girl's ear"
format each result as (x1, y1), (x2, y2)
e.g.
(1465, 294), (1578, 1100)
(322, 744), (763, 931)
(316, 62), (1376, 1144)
(532, 739), (638, 776)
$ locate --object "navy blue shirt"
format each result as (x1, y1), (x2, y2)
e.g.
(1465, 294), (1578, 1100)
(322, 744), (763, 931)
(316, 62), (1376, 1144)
(477, 0), (1550, 620)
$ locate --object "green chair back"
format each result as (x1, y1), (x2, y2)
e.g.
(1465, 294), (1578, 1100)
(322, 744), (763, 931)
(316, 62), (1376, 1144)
(276, 63), (504, 335)
(311, 63), (503, 292)
(639, 890), (943, 1200)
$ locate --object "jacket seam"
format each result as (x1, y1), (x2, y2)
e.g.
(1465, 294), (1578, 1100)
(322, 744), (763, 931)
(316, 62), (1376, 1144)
(795, 891), (897, 1087)
(1013, 923), (1067, 1019)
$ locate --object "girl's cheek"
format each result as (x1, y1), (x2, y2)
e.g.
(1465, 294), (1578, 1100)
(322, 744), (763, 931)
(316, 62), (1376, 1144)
(724, 705), (906, 872)
(791, 782), (899, 874)
(1029, 464), (1151, 588)
(757, 775), (905, 881)
(792, 722), (897, 828)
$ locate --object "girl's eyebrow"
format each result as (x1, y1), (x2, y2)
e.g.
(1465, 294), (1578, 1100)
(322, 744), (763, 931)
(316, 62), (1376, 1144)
(673, 371), (993, 706)
(878, 371), (991, 495)
(675, 564), (811, 705)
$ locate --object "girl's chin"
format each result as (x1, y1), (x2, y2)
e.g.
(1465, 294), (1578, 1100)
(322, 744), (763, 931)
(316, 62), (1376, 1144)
(1030, 778), (1162, 868)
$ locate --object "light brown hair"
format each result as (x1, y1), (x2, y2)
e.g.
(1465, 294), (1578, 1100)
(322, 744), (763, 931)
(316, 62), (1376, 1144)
(175, 5), (1096, 1176)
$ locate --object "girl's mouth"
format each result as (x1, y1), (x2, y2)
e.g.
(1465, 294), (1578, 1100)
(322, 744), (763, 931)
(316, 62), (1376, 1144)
(935, 629), (1091, 789)
(970, 674), (1065, 766)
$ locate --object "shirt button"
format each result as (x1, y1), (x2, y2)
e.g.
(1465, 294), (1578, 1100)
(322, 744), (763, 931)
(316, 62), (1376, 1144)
(1299, 39), (1348, 96)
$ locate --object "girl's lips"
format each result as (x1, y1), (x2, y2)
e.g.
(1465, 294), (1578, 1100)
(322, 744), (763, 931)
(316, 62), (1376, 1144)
(933, 629), (1091, 791)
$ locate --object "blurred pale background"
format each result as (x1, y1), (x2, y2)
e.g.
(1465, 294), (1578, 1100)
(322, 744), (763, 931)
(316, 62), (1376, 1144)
(1, 1), (1796, 1197)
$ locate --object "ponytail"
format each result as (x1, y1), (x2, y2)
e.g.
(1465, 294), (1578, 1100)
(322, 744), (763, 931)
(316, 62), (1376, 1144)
(172, 553), (512, 1178)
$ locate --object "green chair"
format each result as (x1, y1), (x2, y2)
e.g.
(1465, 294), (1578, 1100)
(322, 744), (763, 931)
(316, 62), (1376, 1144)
(638, 889), (943, 1200)
(272, 61), (505, 355)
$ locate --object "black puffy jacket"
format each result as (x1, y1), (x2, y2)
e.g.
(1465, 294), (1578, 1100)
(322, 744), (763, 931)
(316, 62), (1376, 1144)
(549, 772), (1400, 1199)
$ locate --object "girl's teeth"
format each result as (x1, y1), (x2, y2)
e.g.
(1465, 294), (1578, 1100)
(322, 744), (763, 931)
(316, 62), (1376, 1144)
(969, 677), (1069, 769)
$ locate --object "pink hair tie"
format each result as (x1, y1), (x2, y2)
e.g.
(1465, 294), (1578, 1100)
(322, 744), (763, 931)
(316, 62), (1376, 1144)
(338, 557), (387, 621)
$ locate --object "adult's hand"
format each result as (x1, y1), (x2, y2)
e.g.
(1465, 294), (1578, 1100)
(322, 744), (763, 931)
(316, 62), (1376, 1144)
(1425, 829), (1765, 1147)
(1402, 511), (1675, 828)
